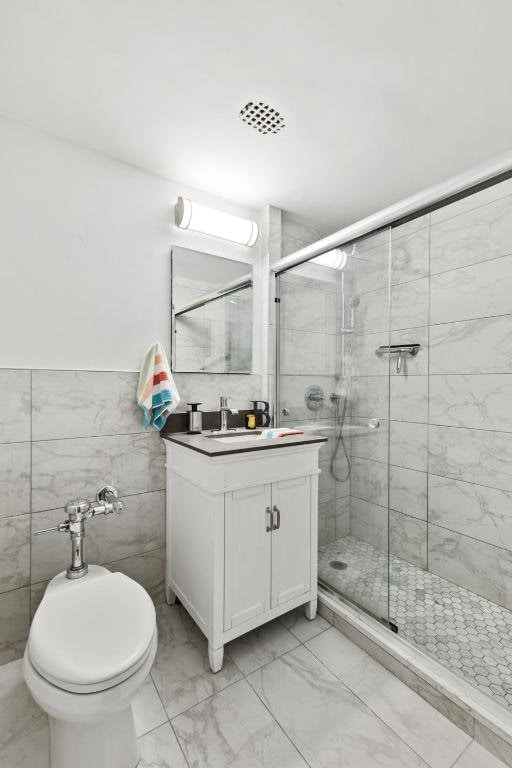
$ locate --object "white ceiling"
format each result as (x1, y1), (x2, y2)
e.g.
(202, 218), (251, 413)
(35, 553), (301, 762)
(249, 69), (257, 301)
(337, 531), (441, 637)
(1, 0), (512, 232)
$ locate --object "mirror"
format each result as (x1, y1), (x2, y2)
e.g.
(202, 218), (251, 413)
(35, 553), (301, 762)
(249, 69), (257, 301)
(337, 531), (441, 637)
(171, 246), (253, 373)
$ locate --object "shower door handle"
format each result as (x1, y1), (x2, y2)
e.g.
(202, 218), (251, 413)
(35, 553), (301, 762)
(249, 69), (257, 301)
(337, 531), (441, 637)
(272, 505), (281, 530)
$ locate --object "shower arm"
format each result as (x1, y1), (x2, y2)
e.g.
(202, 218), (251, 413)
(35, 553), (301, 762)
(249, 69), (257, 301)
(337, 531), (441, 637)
(375, 344), (420, 374)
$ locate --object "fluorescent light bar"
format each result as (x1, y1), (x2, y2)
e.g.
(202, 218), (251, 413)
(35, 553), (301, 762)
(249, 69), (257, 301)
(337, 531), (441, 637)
(175, 197), (259, 247)
(312, 248), (348, 270)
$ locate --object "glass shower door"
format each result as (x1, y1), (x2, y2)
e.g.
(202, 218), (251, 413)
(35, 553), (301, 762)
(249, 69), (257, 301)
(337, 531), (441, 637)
(276, 227), (392, 624)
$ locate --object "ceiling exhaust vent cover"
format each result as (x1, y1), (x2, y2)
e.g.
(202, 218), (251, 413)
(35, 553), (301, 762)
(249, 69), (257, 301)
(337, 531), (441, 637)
(239, 101), (285, 135)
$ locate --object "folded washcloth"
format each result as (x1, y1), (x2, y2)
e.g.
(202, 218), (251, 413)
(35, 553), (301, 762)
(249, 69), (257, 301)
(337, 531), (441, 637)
(137, 342), (181, 429)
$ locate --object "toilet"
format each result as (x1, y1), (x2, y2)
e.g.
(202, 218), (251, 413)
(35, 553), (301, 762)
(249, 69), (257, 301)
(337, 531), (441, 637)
(23, 565), (158, 768)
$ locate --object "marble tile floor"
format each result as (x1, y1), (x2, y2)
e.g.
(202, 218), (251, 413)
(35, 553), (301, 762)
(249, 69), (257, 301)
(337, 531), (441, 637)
(0, 601), (507, 768)
(319, 534), (512, 710)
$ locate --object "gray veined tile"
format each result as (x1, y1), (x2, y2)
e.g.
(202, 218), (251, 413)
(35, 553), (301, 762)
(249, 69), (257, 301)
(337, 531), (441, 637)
(391, 277), (429, 331)
(351, 331), (389, 376)
(132, 676), (167, 738)
(429, 474), (512, 550)
(226, 618), (299, 676)
(391, 226), (430, 285)
(430, 254), (512, 325)
(31, 370), (142, 440)
(0, 587), (29, 665)
(280, 279), (337, 333)
(306, 628), (472, 768)
(318, 459), (336, 503)
(350, 417), (389, 463)
(389, 510), (427, 569)
(31, 490), (165, 583)
(390, 465), (427, 520)
(0, 370), (30, 444)
(335, 496), (350, 538)
(173, 678), (308, 768)
(431, 177), (512, 226)
(390, 375), (428, 423)
(279, 607), (330, 643)
(107, 547), (165, 605)
(31, 432), (165, 512)
(350, 376), (389, 420)
(279, 328), (337, 376)
(429, 374), (512, 432)
(350, 497), (388, 552)
(430, 192), (512, 274)
(453, 741), (509, 768)
(429, 424), (512, 491)
(150, 603), (242, 719)
(354, 287), (389, 334)
(430, 315), (512, 374)
(0, 442), (30, 519)
(351, 456), (388, 507)
(318, 500), (336, 547)
(0, 514), (30, 593)
(137, 722), (187, 768)
(428, 524), (512, 609)
(390, 420), (428, 471)
(247, 644), (429, 768)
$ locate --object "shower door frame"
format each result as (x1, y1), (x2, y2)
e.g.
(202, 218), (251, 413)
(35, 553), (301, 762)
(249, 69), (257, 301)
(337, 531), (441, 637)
(274, 228), (393, 627)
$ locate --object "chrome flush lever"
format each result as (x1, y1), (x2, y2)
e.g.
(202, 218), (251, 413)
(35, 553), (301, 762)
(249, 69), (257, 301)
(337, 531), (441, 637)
(33, 485), (124, 579)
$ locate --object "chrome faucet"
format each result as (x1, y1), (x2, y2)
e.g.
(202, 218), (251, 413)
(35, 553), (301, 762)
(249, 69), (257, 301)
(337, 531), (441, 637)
(33, 485), (124, 579)
(219, 396), (231, 431)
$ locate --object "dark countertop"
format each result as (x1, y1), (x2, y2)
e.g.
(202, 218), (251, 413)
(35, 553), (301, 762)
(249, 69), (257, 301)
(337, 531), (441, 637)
(162, 429), (327, 457)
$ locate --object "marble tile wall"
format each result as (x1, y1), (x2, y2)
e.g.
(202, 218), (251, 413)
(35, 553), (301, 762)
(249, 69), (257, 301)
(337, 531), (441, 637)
(348, 176), (512, 607)
(0, 367), (262, 665)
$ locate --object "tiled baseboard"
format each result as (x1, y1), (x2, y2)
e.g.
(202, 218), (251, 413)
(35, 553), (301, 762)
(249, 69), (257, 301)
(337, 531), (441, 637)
(318, 589), (512, 766)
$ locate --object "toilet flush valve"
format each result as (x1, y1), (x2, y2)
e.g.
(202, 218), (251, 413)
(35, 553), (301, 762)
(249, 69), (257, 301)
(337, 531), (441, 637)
(33, 485), (125, 580)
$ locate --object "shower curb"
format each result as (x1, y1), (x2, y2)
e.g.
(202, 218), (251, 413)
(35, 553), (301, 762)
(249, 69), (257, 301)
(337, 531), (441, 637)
(318, 590), (512, 766)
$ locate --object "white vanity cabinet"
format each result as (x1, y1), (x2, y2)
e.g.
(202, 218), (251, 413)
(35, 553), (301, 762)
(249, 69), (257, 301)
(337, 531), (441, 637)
(164, 435), (324, 672)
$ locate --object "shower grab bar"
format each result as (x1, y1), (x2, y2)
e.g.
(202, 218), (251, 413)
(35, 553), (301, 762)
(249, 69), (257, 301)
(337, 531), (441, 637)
(375, 344), (420, 374)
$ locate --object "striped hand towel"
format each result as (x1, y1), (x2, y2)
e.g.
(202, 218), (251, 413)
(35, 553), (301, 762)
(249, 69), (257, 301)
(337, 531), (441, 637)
(137, 342), (181, 430)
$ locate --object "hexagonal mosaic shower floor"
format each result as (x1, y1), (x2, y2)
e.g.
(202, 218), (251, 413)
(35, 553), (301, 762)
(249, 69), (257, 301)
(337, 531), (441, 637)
(319, 535), (512, 710)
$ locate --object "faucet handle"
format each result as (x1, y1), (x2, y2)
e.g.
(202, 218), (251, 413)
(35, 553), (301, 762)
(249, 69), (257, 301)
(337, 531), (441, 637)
(220, 396), (228, 408)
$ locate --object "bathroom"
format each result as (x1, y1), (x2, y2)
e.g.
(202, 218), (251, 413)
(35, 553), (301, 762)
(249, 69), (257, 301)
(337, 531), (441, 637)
(1, 2), (512, 767)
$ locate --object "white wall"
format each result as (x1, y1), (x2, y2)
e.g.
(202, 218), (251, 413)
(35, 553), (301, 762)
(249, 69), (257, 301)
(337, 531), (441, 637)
(0, 117), (263, 371)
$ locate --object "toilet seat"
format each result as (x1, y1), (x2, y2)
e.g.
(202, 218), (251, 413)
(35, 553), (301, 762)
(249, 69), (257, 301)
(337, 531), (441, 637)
(28, 571), (156, 694)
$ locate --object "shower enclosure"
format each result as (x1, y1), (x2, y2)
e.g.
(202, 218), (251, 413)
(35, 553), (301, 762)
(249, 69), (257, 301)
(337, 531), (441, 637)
(276, 173), (512, 714)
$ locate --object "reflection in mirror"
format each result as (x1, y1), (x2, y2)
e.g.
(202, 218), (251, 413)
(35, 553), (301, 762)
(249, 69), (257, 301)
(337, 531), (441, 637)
(171, 246), (253, 373)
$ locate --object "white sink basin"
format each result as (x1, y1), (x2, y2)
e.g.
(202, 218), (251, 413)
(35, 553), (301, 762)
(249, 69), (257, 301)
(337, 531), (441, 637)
(205, 431), (262, 444)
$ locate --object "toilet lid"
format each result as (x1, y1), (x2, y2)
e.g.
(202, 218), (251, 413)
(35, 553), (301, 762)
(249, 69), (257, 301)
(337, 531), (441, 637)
(28, 572), (156, 691)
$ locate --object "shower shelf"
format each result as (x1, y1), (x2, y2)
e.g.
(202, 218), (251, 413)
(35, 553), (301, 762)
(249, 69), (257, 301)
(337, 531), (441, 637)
(375, 343), (420, 374)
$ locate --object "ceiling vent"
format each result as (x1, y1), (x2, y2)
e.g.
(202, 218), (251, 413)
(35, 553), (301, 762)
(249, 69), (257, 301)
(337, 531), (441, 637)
(239, 101), (285, 135)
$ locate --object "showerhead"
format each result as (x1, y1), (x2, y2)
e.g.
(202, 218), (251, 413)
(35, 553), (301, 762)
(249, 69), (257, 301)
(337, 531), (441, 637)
(350, 295), (360, 308)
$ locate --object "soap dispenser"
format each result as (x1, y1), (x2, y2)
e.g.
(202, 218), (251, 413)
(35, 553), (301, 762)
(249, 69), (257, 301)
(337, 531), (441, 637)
(187, 403), (203, 434)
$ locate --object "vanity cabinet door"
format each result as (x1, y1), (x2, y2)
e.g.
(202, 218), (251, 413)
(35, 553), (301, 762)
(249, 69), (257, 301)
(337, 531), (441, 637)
(224, 484), (272, 631)
(271, 476), (311, 608)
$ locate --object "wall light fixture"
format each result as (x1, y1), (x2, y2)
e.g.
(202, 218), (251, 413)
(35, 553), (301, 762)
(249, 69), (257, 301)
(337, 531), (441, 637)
(175, 197), (259, 247)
